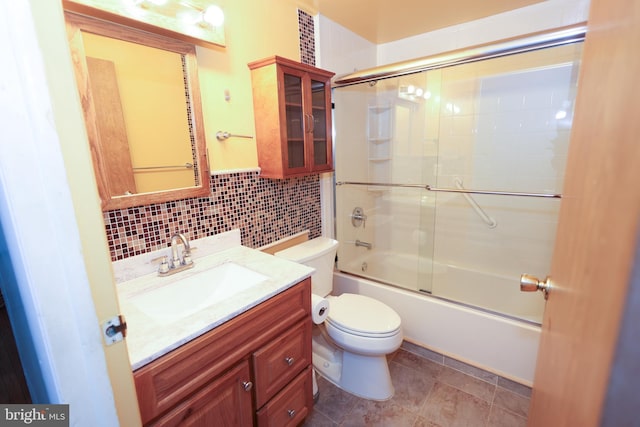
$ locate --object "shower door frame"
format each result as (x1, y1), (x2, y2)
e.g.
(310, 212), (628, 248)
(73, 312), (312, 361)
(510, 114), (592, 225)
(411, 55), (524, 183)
(332, 23), (587, 323)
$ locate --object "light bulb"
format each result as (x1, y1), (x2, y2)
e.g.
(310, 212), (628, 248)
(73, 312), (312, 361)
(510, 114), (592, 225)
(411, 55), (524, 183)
(203, 5), (224, 27)
(555, 110), (567, 120)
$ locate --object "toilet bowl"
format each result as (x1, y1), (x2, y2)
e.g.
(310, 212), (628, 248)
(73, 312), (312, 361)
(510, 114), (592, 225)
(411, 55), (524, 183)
(325, 293), (402, 355)
(275, 237), (403, 400)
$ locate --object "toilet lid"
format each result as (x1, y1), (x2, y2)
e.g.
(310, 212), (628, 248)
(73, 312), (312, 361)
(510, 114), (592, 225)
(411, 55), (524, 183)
(326, 293), (401, 336)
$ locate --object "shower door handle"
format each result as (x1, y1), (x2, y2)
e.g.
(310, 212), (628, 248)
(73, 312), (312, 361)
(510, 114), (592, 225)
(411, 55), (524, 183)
(520, 274), (551, 300)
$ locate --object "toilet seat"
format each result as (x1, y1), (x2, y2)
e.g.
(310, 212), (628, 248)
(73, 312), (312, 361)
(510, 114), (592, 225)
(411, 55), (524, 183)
(326, 293), (401, 338)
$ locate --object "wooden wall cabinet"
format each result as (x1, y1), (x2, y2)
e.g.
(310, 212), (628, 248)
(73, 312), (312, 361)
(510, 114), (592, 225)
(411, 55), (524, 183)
(248, 56), (335, 179)
(134, 279), (313, 426)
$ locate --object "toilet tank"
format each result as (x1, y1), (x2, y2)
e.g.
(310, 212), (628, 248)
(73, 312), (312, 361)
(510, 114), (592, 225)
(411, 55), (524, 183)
(274, 237), (339, 296)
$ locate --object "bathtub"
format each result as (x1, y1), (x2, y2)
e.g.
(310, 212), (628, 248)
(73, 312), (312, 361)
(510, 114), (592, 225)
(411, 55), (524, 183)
(333, 270), (541, 385)
(341, 250), (545, 324)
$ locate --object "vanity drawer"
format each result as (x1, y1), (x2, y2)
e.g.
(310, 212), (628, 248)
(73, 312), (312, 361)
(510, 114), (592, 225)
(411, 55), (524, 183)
(149, 361), (253, 427)
(253, 319), (311, 408)
(256, 367), (313, 427)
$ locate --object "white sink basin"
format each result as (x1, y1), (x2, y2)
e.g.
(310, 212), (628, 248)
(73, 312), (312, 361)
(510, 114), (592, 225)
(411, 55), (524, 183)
(131, 262), (269, 323)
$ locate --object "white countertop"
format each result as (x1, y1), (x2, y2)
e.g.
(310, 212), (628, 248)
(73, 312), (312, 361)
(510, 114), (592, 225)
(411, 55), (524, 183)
(114, 230), (313, 370)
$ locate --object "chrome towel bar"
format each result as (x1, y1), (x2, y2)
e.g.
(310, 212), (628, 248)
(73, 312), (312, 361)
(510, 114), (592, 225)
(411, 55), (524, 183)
(133, 163), (193, 171)
(216, 131), (254, 141)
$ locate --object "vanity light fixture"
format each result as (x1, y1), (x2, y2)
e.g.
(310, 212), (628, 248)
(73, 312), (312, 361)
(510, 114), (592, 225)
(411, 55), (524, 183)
(201, 5), (224, 27)
(65, 0), (226, 47)
(130, 0), (168, 8)
(179, 1), (224, 28)
(399, 84), (431, 102)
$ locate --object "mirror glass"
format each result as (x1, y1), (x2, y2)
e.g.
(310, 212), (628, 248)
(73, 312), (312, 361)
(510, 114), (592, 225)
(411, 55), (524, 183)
(65, 11), (210, 210)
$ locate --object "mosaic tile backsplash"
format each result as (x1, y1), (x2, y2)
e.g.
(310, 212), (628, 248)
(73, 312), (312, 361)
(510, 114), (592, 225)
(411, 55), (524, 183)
(298, 9), (316, 66)
(104, 13), (321, 261)
(104, 170), (322, 261)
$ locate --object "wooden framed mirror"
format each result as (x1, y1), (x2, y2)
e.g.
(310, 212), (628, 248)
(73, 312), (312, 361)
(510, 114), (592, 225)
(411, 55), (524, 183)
(65, 11), (210, 211)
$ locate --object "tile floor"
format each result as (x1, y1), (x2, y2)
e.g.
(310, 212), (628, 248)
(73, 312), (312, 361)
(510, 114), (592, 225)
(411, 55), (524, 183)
(303, 342), (531, 427)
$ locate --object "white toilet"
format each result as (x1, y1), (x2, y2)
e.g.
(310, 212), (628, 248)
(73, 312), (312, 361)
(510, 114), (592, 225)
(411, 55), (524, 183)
(275, 237), (403, 401)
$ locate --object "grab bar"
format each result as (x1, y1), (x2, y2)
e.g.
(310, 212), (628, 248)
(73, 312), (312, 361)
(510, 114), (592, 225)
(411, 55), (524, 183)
(336, 181), (562, 198)
(454, 178), (497, 228)
(133, 162), (193, 171)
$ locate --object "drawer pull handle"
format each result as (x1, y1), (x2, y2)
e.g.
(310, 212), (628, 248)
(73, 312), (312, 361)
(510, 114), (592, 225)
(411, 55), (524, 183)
(285, 357), (295, 366)
(242, 381), (253, 392)
(287, 409), (296, 418)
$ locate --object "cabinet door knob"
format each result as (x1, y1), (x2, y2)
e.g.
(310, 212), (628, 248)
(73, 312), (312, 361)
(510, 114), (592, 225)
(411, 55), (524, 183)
(287, 409), (296, 418)
(284, 356), (295, 366)
(242, 381), (253, 392)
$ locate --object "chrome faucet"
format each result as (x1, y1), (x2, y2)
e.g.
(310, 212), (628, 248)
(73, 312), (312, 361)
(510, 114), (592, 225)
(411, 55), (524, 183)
(170, 232), (192, 268)
(154, 232), (195, 276)
(355, 239), (373, 250)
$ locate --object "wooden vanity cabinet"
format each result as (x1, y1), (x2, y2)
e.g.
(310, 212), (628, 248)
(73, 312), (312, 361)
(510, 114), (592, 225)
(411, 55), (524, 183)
(134, 278), (313, 426)
(149, 361), (253, 427)
(248, 56), (335, 179)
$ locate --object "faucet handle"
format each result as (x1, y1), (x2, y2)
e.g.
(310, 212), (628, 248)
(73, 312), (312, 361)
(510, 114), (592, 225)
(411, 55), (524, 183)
(183, 247), (197, 265)
(151, 256), (170, 274)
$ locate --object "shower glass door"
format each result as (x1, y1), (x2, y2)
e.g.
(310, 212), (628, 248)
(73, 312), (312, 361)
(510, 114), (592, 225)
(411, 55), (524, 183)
(334, 76), (438, 294)
(333, 41), (584, 324)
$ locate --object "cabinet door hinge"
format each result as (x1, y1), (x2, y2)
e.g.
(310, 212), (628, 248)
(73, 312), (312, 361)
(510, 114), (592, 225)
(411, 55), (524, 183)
(102, 314), (127, 345)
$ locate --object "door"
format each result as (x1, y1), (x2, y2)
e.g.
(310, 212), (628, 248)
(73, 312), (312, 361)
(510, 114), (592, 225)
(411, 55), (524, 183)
(528, 1), (640, 426)
(308, 72), (333, 173)
(280, 65), (309, 175)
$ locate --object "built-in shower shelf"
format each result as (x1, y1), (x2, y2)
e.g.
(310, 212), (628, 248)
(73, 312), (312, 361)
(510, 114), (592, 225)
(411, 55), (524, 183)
(368, 105), (392, 112)
(367, 102), (393, 188)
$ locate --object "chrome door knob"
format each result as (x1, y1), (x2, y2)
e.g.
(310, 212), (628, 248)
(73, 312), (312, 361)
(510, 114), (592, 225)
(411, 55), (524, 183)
(520, 274), (551, 299)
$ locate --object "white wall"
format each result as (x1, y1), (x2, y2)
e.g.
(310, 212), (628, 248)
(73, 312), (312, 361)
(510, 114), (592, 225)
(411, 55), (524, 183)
(317, 15), (377, 77)
(377, 0), (591, 65)
(318, 0), (590, 75)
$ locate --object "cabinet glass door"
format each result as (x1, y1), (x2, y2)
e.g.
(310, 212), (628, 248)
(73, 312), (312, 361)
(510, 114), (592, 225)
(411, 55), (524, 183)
(311, 79), (330, 169)
(284, 73), (305, 169)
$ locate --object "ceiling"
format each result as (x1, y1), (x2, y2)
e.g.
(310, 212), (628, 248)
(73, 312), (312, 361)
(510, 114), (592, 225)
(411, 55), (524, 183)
(315, 0), (545, 44)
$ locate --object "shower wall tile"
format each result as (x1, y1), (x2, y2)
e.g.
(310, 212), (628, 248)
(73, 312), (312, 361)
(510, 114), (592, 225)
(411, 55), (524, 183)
(104, 171), (322, 261)
(316, 15), (377, 76)
(428, 42), (581, 321)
